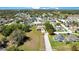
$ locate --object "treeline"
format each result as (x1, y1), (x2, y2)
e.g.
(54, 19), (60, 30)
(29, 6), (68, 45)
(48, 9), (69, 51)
(0, 10), (17, 18)
(59, 10), (79, 14)
(0, 22), (31, 50)
(0, 10), (55, 18)
(0, 10), (79, 18)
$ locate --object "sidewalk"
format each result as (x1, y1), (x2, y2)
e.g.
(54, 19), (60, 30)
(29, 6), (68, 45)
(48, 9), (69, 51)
(44, 32), (52, 51)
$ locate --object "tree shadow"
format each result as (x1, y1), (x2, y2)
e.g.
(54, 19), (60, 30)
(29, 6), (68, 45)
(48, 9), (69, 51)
(18, 36), (31, 46)
(28, 29), (32, 32)
(0, 41), (8, 48)
(23, 36), (31, 42)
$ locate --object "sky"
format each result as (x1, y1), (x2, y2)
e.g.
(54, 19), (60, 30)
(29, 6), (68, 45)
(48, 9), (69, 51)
(0, 0), (79, 8)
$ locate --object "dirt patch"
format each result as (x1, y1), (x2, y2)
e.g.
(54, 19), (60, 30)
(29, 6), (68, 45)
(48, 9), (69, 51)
(18, 29), (45, 51)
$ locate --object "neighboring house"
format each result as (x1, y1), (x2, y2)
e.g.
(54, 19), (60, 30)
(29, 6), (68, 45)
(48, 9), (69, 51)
(66, 35), (79, 42)
(54, 34), (64, 42)
(60, 19), (66, 23)
(67, 15), (79, 19)
(0, 19), (7, 25)
(55, 26), (61, 30)
(75, 28), (79, 33)
(50, 18), (56, 23)
(32, 17), (45, 33)
(55, 25), (64, 31)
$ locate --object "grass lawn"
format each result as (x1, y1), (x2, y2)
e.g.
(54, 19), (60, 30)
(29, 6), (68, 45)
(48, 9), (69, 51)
(48, 35), (66, 50)
(48, 34), (79, 51)
(18, 26), (45, 51)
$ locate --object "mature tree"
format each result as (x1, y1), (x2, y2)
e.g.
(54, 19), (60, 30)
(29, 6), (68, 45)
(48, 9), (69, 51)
(1, 22), (30, 37)
(44, 21), (55, 35)
(7, 29), (27, 46)
(1, 25), (14, 37)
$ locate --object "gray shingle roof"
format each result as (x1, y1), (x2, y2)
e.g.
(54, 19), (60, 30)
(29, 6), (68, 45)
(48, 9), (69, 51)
(66, 35), (79, 41)
(54, 34), (64, 42)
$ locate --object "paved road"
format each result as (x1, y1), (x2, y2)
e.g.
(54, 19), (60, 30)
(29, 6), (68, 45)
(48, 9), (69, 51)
(60, 23), (72, 33)
(57, 20), (72, 33)
(54, 32), (72, 34)
(44, 32), (52, 51)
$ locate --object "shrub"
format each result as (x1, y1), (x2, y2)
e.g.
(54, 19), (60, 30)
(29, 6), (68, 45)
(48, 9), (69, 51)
(65, 41), (70, 44)
(0, 37), (7, 48)
(71, 44), (78, 51)
(6, 44), (20, 51)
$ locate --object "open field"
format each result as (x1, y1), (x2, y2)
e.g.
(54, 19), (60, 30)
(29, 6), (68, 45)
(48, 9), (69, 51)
(18, 26), (45, 51)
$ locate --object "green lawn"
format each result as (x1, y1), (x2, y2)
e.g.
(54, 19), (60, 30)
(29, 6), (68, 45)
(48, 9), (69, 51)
(18, 26), (45, 51)
(49, 35), (66, 50)
(73, 33), (79, 36)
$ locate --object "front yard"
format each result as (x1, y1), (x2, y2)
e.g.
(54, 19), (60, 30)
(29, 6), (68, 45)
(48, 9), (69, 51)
(49, 34), (79, 51)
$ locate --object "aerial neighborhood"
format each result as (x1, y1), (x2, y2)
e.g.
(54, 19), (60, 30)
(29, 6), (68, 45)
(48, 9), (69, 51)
(0, 9), (79, 51)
